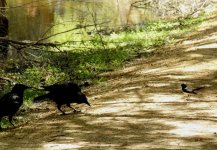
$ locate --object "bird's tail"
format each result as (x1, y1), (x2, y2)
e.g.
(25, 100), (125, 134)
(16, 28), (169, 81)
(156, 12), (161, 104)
(192, 86), (205, 93)
(34, 94), (50, 102)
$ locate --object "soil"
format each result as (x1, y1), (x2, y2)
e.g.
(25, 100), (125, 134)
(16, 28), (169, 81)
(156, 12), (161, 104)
(0, 14), (217, 149)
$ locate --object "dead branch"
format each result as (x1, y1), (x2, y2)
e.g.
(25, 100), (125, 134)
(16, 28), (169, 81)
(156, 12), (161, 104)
(185, 0), (210, 18)
(131, 0), (152, 8)
(0, 37), (57, 47)
(0, 76), (14, 83)
(36, 21), (110, 44)
(0, 21), (110, 51)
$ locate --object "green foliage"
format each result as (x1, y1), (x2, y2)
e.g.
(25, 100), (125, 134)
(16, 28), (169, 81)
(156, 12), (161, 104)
(23, 65), (68, 85)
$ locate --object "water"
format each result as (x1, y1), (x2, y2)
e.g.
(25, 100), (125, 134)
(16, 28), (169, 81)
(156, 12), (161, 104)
(6, 0), (156, 42)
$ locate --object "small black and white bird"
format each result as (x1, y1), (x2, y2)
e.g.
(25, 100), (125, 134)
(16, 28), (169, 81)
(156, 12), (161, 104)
(0, 84), (29, 129)
(181, 83), (204, 94)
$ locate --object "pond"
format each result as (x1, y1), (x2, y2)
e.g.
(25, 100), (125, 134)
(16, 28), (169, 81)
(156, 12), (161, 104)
(7, 0), (157, 42)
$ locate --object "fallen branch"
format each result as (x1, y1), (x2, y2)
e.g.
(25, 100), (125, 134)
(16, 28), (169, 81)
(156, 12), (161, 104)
(0, 77), (14, 83)
(0, 37), (58, 47)
(35, 21), (110, 44)
(131, 0), (152, 9)
(0, 21), (110, 51)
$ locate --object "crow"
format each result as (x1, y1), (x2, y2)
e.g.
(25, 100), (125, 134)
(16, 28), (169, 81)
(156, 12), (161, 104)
(181, 83), (204, 94)
(34, 81), (90, 114)
(0, 84), (29, 129)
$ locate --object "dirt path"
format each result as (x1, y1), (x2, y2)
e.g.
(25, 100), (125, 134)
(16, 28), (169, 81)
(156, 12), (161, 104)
(1, 15), (217, 149)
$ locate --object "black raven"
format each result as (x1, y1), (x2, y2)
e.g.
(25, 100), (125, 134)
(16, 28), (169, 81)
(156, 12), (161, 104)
(0, 84), (29, 128)
(181, 84), (204, 94)
(34, 81), (90, 114)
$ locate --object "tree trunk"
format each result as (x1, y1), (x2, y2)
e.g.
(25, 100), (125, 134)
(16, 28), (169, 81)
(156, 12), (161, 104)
(0, 0), (8, 59)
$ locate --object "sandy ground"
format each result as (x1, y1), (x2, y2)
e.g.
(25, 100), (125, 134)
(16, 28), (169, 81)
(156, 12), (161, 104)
(0, 14), (217, 149)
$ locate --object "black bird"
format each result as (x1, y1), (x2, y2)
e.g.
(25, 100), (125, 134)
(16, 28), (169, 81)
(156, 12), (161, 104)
(34, 81), (90, 114)
(0, 84), (29, 128)
(181, 84), (204, 94)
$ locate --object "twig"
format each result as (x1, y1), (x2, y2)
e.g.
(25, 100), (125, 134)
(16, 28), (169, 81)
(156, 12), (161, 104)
(131, 0), (152, 8)
(87, 6), (107, 50)
(0, 21), (109, 51)
(35, 22), (109, 44)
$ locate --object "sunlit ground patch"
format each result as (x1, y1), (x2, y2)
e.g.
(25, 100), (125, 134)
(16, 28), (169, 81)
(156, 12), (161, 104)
(90, 104), (133, 114)
(139, 68), (167, 74)
(186, 43), (217, 52)
(166, 120), (217, 137)
(163, 74), (201, 79)
(182, 34), (217, 46)
(188, 53), (204, 58)
(148, 94), (183, 102)
(146, 82), (171, 87)
(166, 59), (217, 73)
(43, 143), (83, 150)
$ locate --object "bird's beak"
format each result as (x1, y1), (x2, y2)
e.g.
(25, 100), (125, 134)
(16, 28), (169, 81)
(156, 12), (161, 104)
(86, 101), (91, 106)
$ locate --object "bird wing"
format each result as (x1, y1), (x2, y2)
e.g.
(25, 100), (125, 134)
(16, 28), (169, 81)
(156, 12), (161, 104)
(9, 94), (22, 105)
(0, 92), (11, 104)
(182, 87), (196, 94)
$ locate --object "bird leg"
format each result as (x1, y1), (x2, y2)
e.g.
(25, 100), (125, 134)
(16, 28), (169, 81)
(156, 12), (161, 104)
(9, 115), (15, 126)
(57, 104), (66, 115)
(66, 104), (81, 113)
